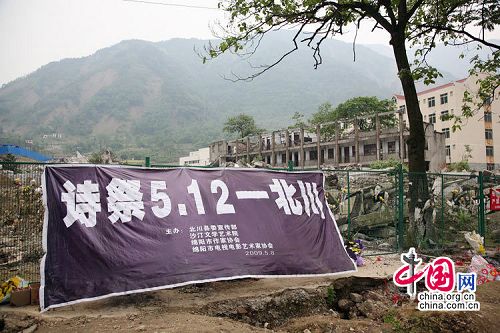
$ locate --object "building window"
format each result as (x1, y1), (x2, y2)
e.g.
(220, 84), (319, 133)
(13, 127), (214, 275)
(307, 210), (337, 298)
(388, 141), (396, 154)
(428, 97), (436, 107)
(446, 145), (451, 157)
(487, 163), (495, 171)
(484, 112), (492, 122)
(450, 91), (453, 97)
(485, 129), (493, 140)
(440, 110), (449, 120)
(429, 113), (436, 124)
(486, 146), (494, 156)
(443, 128), (450, 138)
(440, 93), (448, 104)
(364, 144), (377, 156)
(282, 153), (286, 163)
(309, 150), (317, 160)
(399, 105), (406, 114)
(328, 148), (334, 159)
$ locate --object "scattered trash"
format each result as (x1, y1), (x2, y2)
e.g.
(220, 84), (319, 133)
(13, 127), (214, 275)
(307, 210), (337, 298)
(467, 255), (499, 285)
(0, 276), (28, 304)
(10, 287), (31, 307)
(464, 231), (485, 255)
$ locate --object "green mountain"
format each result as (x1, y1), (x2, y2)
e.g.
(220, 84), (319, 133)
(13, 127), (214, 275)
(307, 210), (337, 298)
(0, 32), (400, 162)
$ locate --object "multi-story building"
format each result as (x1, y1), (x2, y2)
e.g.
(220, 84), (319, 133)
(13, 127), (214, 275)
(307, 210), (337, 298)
(395, 75), (500, 170)
(179, 147), (210, 166)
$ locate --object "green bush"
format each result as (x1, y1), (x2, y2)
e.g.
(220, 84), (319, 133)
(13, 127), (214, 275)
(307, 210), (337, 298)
(369, 158), (406, 170)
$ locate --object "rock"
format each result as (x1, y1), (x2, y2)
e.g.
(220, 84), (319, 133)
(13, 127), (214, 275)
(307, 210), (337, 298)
(337, 299), (354, 311)
(354, 233), (372, 241)
(348, 308), (358, 319)
(368, 226), (396, 238)
(22, 324), (38, 333)
(357, 300), (374, 318)
(357, 300), (387, 319)
(303, 329), (312, 333)
(329, 309), (340, 318)
(236, 306), (248, 314)
(364, 291), (383, 302)
(378, 242), (392, 251)
(349, 293), (363, 303)
(136, 325), (146, 331)
(251, 160), (267, 168)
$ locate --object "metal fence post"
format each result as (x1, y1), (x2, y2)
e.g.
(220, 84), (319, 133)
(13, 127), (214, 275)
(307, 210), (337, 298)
(145, 156), (151, 168)
(397, 164), (404, 251)
(347, 170), (351, 240)
(478, 171), (485, 242)
(440, 174), (445, 248)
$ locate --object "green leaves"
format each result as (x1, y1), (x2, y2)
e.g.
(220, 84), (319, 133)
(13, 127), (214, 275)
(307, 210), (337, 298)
(411, 65), (443, 86)
(309, 97), (397, 139)
(223, 114), (262, 138)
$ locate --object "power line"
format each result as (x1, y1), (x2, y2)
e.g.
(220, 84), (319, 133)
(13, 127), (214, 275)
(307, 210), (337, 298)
(122, 0), (221, 11)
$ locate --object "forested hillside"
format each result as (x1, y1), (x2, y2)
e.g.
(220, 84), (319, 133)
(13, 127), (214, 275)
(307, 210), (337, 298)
(0, 31), (403, 162)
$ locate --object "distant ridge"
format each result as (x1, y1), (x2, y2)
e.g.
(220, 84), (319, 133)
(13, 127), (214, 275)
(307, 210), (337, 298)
(0, 31), (487, 162)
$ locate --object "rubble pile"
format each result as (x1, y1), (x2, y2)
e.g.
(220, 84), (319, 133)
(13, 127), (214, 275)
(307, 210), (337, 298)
(200, 277), (401, 329)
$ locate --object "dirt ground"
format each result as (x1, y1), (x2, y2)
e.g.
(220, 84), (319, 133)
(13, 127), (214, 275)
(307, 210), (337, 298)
(1, 254), (499, 333)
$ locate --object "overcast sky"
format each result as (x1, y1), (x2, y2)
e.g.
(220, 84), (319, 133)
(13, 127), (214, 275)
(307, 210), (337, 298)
(1, 0), (498, 85)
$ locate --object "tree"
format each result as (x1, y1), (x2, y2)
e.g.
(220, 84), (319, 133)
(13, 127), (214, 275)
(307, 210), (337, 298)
(310, 97), (396, 138)
(223, 114), (261, 138)
(208, 0), (498, 246)
(0, 153), (18, 173)
(288, 111), (307, 129)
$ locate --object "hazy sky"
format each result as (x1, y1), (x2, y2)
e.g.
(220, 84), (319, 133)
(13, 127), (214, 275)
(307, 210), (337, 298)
(0, 0), (498, 85)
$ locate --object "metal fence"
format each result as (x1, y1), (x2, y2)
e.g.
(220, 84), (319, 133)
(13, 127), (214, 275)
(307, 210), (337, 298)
(1, 160), (497, 283)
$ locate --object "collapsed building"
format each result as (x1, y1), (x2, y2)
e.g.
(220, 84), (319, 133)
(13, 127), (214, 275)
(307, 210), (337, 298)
(209, 110), (446, 172)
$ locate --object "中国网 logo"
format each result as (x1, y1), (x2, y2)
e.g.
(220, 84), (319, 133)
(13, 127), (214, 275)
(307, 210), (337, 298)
(393, 248), (480, 311)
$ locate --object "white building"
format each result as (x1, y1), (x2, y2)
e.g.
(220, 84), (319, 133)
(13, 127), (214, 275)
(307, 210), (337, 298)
(179, 147), (210, 166)
(395, 75), (500, 170)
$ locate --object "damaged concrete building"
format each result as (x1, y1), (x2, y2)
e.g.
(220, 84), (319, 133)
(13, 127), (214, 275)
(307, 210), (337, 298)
(209, 110), (446, 172)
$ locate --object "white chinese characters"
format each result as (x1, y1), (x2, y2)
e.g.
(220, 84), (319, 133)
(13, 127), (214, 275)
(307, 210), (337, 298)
(106, 178), (145, 223)
(269, 178), (325, 219)
(59, 176), (327, 228)
(61, 180), (101, 228)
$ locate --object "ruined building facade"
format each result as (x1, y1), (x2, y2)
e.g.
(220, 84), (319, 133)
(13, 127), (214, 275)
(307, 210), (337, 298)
(209, 110), (446, 171)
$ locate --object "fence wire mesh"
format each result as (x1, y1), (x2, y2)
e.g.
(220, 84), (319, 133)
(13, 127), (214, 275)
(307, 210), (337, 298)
(1, 163), (44, 283)
(323, 169), (399, 255)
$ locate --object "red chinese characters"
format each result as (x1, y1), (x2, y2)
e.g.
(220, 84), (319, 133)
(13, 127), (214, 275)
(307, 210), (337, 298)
(394, 248), (456, 297)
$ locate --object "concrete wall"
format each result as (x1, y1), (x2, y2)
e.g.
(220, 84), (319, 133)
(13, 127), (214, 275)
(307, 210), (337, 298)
(179, 147), (210, 166)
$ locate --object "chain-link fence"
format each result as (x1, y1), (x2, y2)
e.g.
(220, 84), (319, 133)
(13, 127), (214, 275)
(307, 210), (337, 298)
(1, 163), (44, 283)
(323, 168), (400, 255)
(1, 160), (496, 283)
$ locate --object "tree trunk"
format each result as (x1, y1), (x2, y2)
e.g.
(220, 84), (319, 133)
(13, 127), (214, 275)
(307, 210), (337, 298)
(390, 32), (430, 247)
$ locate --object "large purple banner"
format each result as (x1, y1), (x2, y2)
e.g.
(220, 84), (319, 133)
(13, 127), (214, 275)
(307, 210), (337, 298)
(40, 166), (355, 311)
